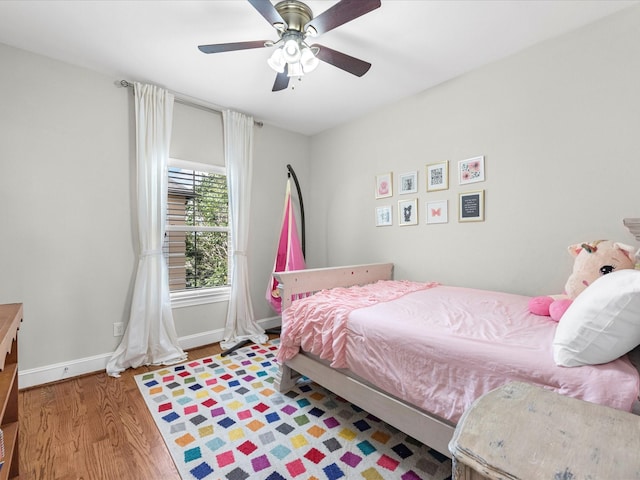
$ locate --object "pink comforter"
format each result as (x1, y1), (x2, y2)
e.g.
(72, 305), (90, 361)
(278, 280), (438, 367)
(278, 281), (640, 423)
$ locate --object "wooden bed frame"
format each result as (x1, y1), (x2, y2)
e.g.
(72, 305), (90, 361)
(272, 262), (455, 458)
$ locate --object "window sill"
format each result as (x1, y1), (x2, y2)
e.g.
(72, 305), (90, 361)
(170, 286), (231, 308)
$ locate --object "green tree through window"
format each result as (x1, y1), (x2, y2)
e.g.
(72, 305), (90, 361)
(166, 162), (229, 291)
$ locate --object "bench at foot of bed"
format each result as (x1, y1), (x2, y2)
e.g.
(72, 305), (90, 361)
(450, 381), (640, 479)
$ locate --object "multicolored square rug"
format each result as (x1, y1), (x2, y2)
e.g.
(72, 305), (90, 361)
(135, 340), (452, 480)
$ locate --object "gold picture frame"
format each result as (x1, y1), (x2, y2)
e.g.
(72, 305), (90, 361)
(426, 161), (449, 192)
(459, 190), (485, 222)
(375, 172), (393, 199)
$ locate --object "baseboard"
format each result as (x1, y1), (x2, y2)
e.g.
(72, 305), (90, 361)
(18, 316), (282, 389)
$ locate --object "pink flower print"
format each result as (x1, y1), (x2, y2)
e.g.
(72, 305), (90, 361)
(378, 181), (389, 195)
(460, 159), (482, 182)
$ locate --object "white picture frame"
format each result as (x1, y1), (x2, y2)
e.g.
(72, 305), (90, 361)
(426, 200), (448, 224)
(458, 156), (485, 185)
(398, 171), (418, 194)
(398, 198), (418, 226)
(375, 205), (392, 226)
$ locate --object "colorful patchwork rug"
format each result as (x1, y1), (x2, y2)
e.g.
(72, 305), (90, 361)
(135, 340), (452, 480)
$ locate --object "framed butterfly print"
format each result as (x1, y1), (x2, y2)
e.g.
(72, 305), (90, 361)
(426, 200), (448, 224)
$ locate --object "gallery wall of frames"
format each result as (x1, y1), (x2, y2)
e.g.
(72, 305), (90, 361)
(374, 156), (485, 227)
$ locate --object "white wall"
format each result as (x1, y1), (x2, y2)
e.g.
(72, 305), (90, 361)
(307, 5), (640, 296)
(0, 43), (309, 386)
(0, 44), (135, 381)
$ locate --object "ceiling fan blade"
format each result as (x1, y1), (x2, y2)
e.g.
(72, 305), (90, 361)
(248, 0), (288, 29)
(198, 40), (267, 53)
(198, 40), (268, 54)
(305, 0), (381, 35)
(312, 44), (371, 77)
(272, 66), (290, 92)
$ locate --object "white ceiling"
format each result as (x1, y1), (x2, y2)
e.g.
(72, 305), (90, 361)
(0, 0), (637, 135)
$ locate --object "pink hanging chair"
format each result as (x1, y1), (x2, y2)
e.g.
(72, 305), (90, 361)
(267, 176), (306, 314)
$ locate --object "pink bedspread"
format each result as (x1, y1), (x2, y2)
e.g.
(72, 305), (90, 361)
(278, 280), (438, 367)
(278, 281), (640, 423)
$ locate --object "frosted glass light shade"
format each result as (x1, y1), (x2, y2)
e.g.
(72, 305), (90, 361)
(287, 61), (304, 77)
(300, 47), (319, 73)
(267, 48), (285, 73)
(282, 38), (301, 63)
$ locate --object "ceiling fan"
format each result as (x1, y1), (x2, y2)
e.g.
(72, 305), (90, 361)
(198, 0), (381, 92)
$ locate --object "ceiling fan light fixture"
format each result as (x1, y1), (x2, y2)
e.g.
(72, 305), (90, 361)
(300, 45), (319, 73)
(267, 48), (286, 73)
(282, 37), (301, 63)
(287, 61), (304, 77)
(199, 0), (381, 92)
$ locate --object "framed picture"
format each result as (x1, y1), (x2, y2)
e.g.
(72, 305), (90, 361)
(458, 156), (485, 185)
(459, 190), (485, 222)
(375, 172), (393, 199)
(426, 200), (448, 224)
(426, 161), (449, 191)
(375, 205), (392, 226)
(398, 171), (418, 194)
(398, 198), (418, 226)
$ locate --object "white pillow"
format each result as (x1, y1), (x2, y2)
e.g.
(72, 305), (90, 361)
(553, 269), (640, 367)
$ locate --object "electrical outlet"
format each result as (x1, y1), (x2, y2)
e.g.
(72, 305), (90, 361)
(113, 322), (125, 337)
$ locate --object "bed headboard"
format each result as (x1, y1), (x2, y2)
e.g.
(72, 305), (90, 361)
(274, 263), (394, 311)
(624, 218), (640, 242)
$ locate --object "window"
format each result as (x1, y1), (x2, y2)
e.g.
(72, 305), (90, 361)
(165, 158), (230, 306)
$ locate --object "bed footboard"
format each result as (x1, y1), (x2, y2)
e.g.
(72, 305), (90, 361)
(274, 262), (394, 311)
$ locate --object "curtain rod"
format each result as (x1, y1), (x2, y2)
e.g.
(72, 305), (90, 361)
(118, 80), (263, 127)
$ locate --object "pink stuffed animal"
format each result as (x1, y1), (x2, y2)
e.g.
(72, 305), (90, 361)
(529, 240), (637, 322)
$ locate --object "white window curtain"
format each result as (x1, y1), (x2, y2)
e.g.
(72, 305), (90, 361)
(220, 110), (268, 350)
(107, 82), (187, 377)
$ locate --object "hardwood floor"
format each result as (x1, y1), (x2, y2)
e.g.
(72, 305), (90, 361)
(18, 340), (265, 480)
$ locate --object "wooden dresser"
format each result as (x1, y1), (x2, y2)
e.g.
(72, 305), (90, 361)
(0, 304), (21, 479)
(449, 381), (640, 479)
